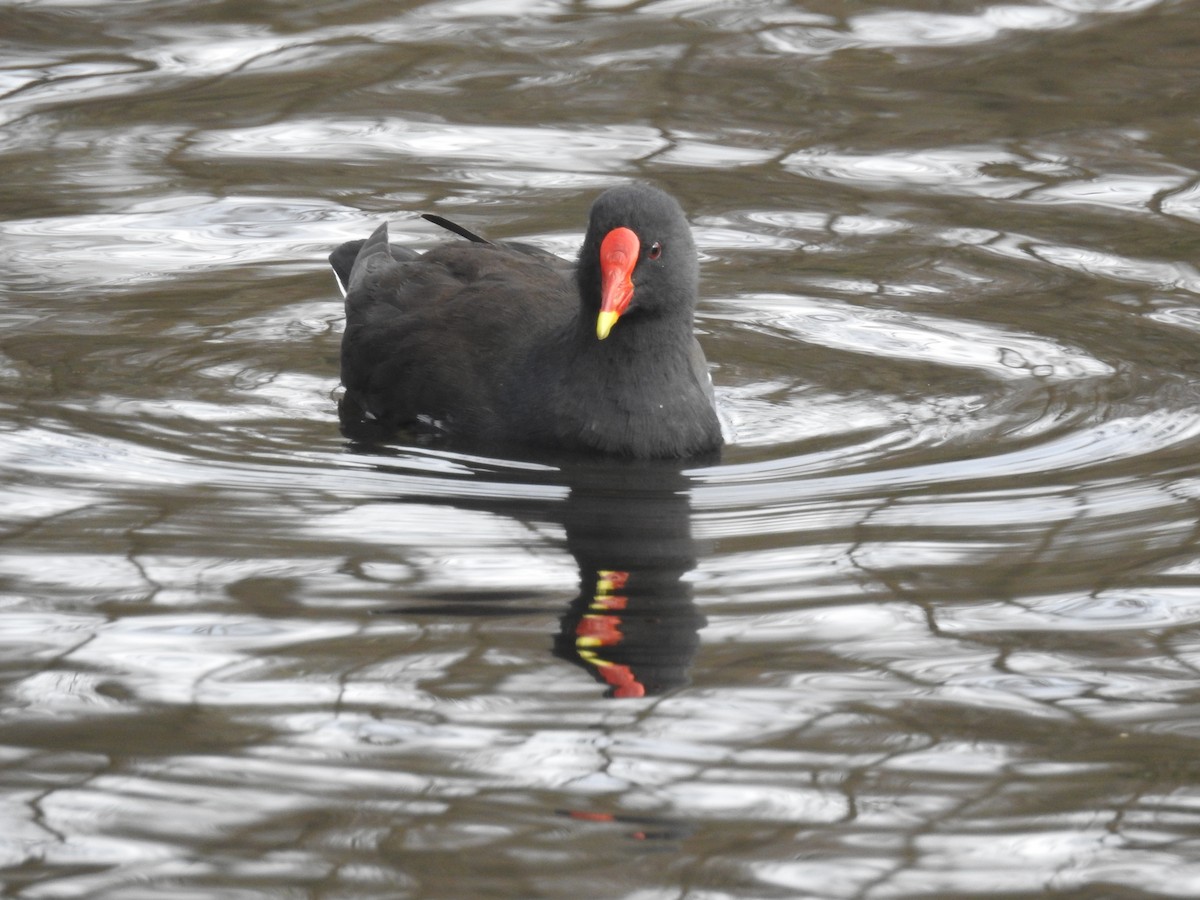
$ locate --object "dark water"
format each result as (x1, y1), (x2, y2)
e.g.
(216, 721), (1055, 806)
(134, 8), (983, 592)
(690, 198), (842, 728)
(5, 0), (1200, 896)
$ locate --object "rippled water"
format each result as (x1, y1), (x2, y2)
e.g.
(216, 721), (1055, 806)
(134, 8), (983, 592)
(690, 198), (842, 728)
(5, 0), (1200, 896)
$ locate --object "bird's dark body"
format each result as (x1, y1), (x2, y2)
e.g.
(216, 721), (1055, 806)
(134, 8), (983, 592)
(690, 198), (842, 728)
(332, 184), (722, 459)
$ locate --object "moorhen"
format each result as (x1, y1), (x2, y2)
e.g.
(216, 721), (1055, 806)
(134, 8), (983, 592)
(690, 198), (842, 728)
(330, 183), (722, 459)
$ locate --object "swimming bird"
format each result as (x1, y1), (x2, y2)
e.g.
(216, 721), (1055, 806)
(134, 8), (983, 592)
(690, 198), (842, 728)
(330, 183), (721, 459)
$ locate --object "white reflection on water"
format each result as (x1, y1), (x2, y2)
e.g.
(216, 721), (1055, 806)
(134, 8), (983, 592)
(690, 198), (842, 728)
(783, 146), (1037, 195)
(724, 293), (1115, 380)
(2, 197), (356, 287)
(760, 0), (1158, 56)
(185, 119), (670, 170)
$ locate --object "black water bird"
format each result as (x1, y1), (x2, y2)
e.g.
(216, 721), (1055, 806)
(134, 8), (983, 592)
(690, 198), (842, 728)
(330, 184), (722, 459)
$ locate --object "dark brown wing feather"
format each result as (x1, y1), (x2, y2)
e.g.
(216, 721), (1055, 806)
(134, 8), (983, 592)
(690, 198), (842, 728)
(336, 228), (573, 438)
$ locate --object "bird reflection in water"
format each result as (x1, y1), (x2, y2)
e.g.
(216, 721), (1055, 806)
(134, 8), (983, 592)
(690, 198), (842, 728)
(571, 570), (643, 697)
(553, 464), (706, 698)
(358, 445), (708, 699)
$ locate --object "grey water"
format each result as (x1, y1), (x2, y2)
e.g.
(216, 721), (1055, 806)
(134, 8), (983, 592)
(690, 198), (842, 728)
(4, 0), (1200, 897)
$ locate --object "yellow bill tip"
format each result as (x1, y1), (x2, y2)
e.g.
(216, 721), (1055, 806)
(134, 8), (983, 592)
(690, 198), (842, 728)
(596, 310), (619, 340)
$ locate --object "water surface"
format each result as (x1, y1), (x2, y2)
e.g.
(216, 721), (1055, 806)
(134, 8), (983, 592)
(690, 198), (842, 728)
(4, 0), (1200, 896)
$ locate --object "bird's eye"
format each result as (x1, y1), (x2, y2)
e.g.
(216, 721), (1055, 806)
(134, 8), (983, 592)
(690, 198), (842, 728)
(648, 242), (663, 260)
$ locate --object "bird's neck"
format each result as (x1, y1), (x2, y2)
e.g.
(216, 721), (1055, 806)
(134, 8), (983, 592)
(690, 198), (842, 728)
(571, 303), (695, 357)
(512, 306), (715, 458)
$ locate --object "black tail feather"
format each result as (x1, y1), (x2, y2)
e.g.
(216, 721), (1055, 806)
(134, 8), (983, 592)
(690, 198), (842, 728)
(329, 238), (367, 296)
(422, 213), (491, 244)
